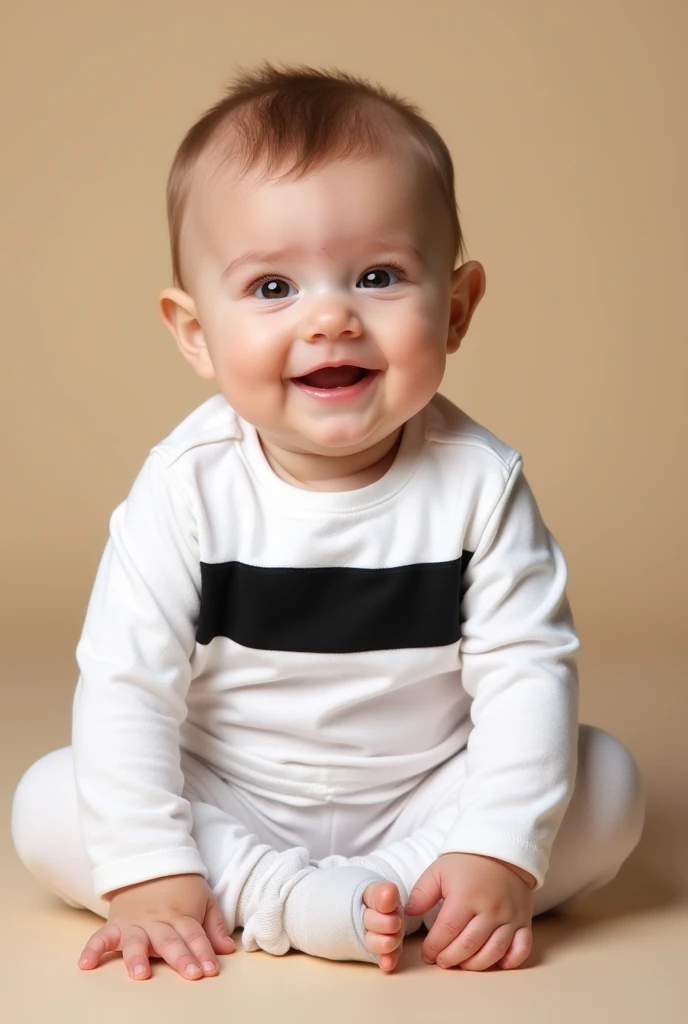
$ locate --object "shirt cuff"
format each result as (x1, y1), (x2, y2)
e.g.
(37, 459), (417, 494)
(437, 825), (549, 891)
(92, 847), (209, 900)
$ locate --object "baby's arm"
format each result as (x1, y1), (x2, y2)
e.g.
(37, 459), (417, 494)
(72, 449), (207, 903)
(438, 455), (580, 889)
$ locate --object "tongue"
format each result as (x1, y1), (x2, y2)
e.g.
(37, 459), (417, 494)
(298, 365), (364, 388)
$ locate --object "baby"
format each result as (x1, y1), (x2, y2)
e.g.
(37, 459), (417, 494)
(11, 63), (645, 981)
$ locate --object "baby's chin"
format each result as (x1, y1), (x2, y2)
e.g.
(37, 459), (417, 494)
(277, 421), (395, 458)
(262, 414), (388, 456)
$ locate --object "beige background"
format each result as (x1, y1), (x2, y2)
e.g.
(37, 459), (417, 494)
(2, 1), (686, 1021)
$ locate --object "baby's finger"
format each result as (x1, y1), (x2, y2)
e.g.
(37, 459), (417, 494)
(120, 926), (156, 980)
(78, 924), (122, 970)
(434, 916), (496, 969)
(497, 925), (533, 970)
(147, 923), (205, 981)
(175, 917), (225, 976)
(455, 923), (515, 971)
(421, 904), (475, 964)
(203, 897), (238, 957)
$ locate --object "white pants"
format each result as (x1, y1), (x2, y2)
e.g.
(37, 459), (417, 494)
(11, 724), (644, 931)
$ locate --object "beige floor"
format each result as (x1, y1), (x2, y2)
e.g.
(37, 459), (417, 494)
(2, 636), (686, 1024)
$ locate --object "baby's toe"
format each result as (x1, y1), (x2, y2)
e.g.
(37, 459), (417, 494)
(361, 879), (405, 970)
(364, 928), (403, 955)
(363, 906), (403, 934)
(378, 950), (401, 972)
(362, 880), (399, 914)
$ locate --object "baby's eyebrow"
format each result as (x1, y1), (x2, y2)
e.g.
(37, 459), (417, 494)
(221, 240), (426, 279)
(222, 247), (303, 278)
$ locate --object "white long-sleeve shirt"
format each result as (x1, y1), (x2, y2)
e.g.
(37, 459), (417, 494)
(72, 391), (580, 899)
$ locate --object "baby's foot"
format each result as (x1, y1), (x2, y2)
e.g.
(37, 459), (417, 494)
(362, 880), (404, 972)
(242, 857), (410, 966)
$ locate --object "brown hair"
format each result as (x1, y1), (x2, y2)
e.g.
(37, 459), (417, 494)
(166, 62), (466, 290)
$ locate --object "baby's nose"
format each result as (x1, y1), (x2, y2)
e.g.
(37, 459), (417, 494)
(303, 306), (363, 341)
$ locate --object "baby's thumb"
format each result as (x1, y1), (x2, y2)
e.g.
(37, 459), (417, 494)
(205, 897), (237, 953)
(404, 867), (440, 916)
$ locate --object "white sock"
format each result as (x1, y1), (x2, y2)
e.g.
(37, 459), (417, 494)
(237, 847), (312, 955)
(236, 848), (413, 962)
(315, 851), (430, 936)
(283, 865), (388, 963)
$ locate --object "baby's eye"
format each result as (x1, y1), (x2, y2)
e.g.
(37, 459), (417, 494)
(357, 267), (401, 289)
(252, 278), (296, 299)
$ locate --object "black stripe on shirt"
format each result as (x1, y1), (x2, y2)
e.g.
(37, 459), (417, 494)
(196, 553), (474, 652)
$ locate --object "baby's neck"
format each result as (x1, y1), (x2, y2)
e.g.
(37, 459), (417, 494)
(259, 428), (404, 492)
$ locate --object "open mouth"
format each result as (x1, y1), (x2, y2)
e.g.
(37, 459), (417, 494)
(292, 365), (371, 389)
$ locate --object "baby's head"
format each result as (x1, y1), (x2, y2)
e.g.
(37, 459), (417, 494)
(158, 64), (485, 478)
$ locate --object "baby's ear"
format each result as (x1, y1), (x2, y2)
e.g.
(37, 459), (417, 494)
(157, 288), (216, 380)
(447, 261), (486, 352)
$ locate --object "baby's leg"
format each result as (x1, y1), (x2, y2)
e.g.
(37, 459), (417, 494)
(315, 724), (645, 923)
(14, 727), (639, 971)
(293, 724), (643, 971)
(10, 746), (391, 966)
(9, 746), (317, 936)
(182, 760), (412, 966)
(532, 724), (644, 915)
(307, 804), (460, 965)
(181, 760), (392, 964)
(11, 746), (112, 918)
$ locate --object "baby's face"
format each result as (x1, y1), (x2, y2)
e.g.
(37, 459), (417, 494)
(161, 152), (483, 459)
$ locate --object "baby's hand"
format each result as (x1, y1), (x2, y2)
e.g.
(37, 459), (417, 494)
(77, 873), (236, 981)
(404, 852), (535, 971)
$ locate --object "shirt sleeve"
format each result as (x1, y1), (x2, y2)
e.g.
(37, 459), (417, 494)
(437, 455), (580, 890)
(72, 449), (209, 899)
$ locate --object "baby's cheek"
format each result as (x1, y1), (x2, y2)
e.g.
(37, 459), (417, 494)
(395, 308), (445, 355)
(396, 325), (447, 384)
(216, 355), (282, 422)
(227, 343), (280, 388)
(384, 361), (443, 422)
